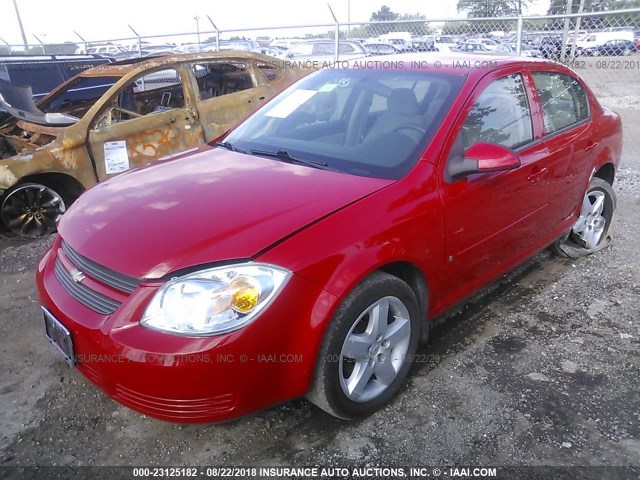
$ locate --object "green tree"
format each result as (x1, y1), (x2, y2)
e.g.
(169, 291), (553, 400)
(546, 0), (613, 15)
(363, 7), (433, 36)
(457, 0), (531, 17)
(608, 0), (640, 25)
(371, 5), (399, 22)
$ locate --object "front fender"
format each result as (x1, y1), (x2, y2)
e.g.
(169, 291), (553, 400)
(258, 163), (446, 328)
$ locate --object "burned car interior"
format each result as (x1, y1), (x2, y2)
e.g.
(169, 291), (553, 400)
(194, 62), (255, 99)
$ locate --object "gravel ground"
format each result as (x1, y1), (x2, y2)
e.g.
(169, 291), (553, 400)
(0, 75), (638, 475)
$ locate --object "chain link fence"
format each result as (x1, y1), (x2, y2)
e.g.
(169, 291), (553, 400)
(1, 9), (639, 120)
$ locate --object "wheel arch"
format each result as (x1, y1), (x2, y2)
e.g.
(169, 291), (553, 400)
(13, 172), (86, 201)
(593, 162), (615, 186)
(377, 261), (430, 343)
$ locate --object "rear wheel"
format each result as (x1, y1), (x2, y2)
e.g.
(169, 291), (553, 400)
(552, 177), (616, 258)
(307, 271), (420, 419)
(1, 183), (68, 238)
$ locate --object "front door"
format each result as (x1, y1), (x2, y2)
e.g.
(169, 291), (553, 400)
(88, 67), (205, 181)
(435, 71), (553, 308)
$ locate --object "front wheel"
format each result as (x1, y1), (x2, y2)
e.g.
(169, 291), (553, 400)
(552, 177), (617, 258)
(307, 272), (420, 419)
(1, 183), (68, 238)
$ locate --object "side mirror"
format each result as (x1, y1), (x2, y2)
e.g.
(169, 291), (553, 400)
(448, 142), (520, 179)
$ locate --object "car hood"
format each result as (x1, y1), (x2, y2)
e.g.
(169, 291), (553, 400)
(59, 148), (392, 280)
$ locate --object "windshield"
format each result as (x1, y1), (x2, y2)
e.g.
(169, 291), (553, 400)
(37, 76), (120, 119)
(224, 69), (464, 180)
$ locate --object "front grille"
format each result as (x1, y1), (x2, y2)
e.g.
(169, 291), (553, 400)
(61, 241), (140, 294)
(54, 258), (121, 315)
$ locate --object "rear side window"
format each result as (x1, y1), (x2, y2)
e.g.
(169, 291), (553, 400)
(532, 72), (589, 134)
(460, 74), (533, 150)
(193, 62), (255, 100)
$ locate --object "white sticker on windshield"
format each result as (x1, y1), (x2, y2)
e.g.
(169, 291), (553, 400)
(265, 89), (317, 118)
(104, 141), (130, 175)
(318, 83), (338, 93)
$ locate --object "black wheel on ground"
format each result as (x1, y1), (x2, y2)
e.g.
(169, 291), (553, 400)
(1, 182), (74, 238)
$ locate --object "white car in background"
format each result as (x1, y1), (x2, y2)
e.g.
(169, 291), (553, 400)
(280, 40), (367, 62)
(465, 38), (501, 51)
(424, 35), (458, 53)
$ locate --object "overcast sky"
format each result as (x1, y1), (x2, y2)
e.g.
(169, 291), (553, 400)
(2, 0), (552, 45)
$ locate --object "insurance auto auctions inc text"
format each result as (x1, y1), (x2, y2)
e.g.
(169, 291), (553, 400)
(252, 466), (498, 478)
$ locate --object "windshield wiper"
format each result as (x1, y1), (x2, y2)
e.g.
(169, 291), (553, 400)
(215, 141), (246, 154)
(250, 149), (329, 170)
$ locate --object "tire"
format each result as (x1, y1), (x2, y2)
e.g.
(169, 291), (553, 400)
(623, 49), (632, 56)
(307, 271), (420, 419)
(1, 182), (72, 238)
(551, 177), (617, 259)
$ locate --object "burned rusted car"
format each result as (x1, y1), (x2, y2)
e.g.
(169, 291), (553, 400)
(0, 52), (308, 237)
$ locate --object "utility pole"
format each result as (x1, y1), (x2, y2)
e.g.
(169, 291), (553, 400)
(12, 0), (29, 51)
(569, 0), (586, 61)
(194, 16), (201, 44)
(560, 0), (574, 63)
(347, 0), (351, 39)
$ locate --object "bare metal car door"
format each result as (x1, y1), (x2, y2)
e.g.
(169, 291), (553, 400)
(87, 66), (205, 181)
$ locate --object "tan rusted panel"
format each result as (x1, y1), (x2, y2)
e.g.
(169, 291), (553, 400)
(0, 52), (315, 195)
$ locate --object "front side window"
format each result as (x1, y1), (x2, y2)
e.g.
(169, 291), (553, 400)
(460, 74), (533, 150)
(224, 69), (465, 180)
(532, 72), (589, 134)
(92, 69), (185, 128)
(37, 76), (120, 119)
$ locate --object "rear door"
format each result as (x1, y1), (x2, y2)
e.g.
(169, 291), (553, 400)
(87, 66), (205, 181)
(529, 70), (593, 223)
(189, 58), (271, 141)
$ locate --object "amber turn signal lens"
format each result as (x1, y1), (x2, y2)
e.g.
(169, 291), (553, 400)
(230, 277), (260, 314)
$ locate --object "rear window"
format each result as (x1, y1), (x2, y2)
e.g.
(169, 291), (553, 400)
(2, 63), (65, 97)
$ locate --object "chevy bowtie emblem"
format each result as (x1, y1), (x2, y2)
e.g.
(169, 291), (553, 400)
(69, 269), (86, 284)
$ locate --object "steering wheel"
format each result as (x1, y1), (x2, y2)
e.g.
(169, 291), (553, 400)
(112, 106), (143, 118)
(392, 123), (425, 135)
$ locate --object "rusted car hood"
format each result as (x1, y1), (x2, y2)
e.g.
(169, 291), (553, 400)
(59, 148), (392, 279)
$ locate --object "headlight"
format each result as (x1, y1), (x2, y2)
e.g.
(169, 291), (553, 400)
(141, 263), (290, 336)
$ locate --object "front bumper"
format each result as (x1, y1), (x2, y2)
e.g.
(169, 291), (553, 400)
(36, 242), (338, 423)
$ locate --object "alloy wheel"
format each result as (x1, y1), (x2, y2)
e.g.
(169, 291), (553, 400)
(339, 296), (411, 403)
(571, 190), (607, 250)
(1, 184), (66, 238)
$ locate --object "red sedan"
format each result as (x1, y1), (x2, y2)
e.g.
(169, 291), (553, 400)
(37, 54), (622, 423)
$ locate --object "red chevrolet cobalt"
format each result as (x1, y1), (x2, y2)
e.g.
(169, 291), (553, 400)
(37, 54), (622, 423)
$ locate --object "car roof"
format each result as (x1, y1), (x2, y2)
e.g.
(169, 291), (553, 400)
(337, 52), (560, 76)
(75, 51), (281, 78)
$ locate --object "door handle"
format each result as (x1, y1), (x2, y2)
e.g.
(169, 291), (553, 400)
(585, 141), (599, 154)
(527, 167), (549, 183)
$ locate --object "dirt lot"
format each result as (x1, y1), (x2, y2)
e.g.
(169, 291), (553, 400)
(0, 66), (639, 475)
